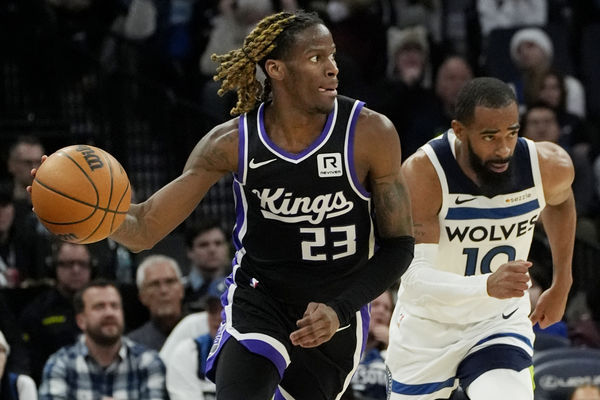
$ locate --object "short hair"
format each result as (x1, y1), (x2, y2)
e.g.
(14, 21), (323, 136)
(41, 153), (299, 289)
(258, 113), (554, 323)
(73, 279), (119, 314)
(212, 10), (324, 115)
(454, 77), (517, 126)
(184, 218), (227, 249)
(520, 101), (557, 133)
(135, 254), (182, 290)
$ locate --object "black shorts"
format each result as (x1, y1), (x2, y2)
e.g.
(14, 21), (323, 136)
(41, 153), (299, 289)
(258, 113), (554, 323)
(206, 267), (370, 399)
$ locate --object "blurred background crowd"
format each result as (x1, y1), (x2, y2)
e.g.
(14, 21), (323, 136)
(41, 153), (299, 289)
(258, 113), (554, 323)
(1, 0), (600, 399)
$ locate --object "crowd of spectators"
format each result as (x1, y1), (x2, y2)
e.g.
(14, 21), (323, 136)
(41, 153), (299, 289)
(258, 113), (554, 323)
(1, 0), (600, 399)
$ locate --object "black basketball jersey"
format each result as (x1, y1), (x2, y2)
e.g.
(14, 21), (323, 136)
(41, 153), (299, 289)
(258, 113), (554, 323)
(232, 96), (375, 305)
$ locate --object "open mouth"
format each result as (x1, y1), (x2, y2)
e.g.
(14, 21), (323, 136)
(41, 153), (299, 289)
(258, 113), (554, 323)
(318, 87), (338, 96)
(488, 162), (509, 173)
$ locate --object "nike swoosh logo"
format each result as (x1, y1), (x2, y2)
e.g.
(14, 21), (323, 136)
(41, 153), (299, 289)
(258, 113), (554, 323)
(502, 308), (518, 319)
(249, 158), (277, 169)
(455, 196), (477, 205)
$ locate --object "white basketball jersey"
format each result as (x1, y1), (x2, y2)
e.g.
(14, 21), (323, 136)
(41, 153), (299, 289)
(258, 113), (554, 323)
(398, 129), (545, 323)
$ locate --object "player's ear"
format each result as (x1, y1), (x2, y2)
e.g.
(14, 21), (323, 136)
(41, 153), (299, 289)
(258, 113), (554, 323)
(76, 312), (86, 331)
(264, 59), (285, 81)
(451, 120), (464, 140)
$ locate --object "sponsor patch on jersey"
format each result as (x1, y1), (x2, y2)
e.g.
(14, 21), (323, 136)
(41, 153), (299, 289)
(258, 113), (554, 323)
(317, 153), (343, 177)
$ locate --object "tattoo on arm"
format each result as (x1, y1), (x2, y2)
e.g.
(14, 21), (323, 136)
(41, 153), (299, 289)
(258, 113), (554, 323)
(374, 178), (413, 237)
(413, 223), (427, 240)
(187, 129), (237, 173)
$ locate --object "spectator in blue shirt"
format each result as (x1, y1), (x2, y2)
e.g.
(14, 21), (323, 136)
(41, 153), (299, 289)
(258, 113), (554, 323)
(39, 279), (167, 400)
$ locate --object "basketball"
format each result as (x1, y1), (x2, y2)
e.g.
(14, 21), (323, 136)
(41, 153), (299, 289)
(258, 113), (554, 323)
(31, 144), (131, 244)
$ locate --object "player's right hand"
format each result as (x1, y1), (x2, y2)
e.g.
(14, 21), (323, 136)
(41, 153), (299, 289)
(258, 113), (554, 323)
(486, 260), (532, 299)
(290, 302), (340, 348)
(26, 155), (47, 195)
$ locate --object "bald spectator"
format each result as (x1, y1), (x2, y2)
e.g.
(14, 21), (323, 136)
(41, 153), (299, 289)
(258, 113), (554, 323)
(128, 255), (184, 351)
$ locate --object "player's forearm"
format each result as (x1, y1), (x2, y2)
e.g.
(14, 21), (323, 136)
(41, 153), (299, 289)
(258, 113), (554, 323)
(111, 173), (210, 252)
(327, 236), (415, 326)
(541, 193), (576, 289)
(400, 243), (490, 305)
(109, 203), (155, 252)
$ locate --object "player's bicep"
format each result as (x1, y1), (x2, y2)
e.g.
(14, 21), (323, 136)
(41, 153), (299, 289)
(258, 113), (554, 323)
(402, 152), (441, 244)
(184, 122), (239, 177)
(537, 142), (575, 206)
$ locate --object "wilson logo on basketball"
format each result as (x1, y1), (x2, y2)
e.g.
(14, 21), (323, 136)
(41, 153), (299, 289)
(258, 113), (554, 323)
(76, 145), (104, 171)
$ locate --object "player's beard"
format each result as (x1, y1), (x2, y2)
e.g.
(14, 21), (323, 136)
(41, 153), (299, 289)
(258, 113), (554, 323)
(467, 142), (515, 197)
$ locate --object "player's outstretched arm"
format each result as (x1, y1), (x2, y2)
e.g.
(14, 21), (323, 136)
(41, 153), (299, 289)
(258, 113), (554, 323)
(530, 141), (576, 328)
(110, 119), (239, 252)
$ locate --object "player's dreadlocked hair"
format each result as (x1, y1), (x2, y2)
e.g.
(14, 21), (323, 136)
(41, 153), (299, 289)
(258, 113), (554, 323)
(211, 10), (324, 116)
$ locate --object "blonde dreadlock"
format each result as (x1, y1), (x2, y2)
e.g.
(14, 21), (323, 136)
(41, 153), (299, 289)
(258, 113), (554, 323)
(211, 11), (323, 116)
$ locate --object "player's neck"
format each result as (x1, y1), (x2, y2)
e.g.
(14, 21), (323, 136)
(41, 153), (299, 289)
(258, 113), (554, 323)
(263, 102), (328, 154)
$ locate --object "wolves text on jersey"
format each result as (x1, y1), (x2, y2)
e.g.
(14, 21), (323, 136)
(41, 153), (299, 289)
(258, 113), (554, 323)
(445, 214), (539, 243)
(251, 188), (354, 224)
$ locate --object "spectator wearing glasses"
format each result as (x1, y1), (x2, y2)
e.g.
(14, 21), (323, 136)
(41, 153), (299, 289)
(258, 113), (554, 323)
(127, 255), (184, 351)
(18, 240), (93, 384)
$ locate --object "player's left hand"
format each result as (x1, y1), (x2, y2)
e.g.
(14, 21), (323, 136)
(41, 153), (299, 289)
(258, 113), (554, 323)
(529, 285), (569, 329)
(290, 302), (340, 348)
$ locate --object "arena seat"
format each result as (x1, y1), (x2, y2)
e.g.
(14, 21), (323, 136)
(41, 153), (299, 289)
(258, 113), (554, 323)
(533, 354), (600, 400)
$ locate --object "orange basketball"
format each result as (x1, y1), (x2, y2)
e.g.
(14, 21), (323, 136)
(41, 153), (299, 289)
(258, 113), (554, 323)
(31, 144), (131, 244)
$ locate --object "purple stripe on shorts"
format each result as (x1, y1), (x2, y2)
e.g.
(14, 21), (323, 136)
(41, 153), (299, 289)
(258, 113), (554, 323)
(239, 338), (288, 379)
(360, 303), (370, 356)
(205, 327), (232, 382)
(274, 388), (286, 400)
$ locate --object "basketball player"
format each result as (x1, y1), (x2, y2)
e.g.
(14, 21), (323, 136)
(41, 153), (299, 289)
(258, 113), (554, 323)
(386, 77), (575, 399)
(106, 11), (414, 400)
